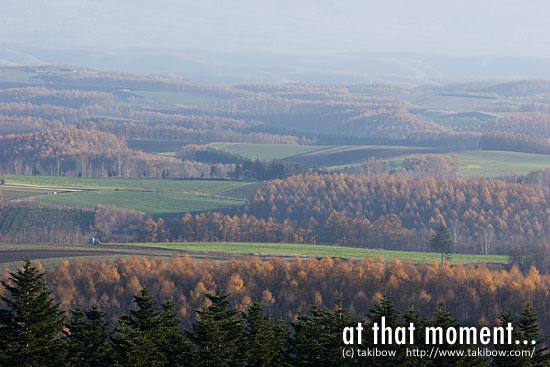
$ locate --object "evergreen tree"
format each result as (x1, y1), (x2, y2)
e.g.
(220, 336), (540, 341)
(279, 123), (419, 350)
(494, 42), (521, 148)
(402, 305), (425, 367)
(365, 295), (405, 367)
(0, 258), (65, 367)
(426, 303), (484, 367)
(243, 302), (282, 367)
(64, 306), (111, 367)
(190, 290), (245, 367)
(111, 287), (189, 367)
(430, 223), (455, 264)
(273, 318), (293, 367)
(516, 303), (549, 367)
(492, 311), (521, 367)
(292, 296), (356, 367)
(158, 300), (192, 367)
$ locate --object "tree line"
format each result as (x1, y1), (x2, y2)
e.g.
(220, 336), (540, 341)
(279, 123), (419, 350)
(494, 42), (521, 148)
(176, 144), (309, 180)
(32, 256), (550, 339)
(1, 258), (549, 366)
(242, 174), (550, 254)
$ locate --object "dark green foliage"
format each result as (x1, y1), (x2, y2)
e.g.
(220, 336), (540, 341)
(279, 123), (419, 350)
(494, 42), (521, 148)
(243, 302), (290, 367)
(64, 306), (111, 367)
(233, 159), (308, 180)
(292, 296), (356, 367)
(365, 295), (406, 367)
(430, 223), (455, 263)
(177, 146), (249, 165)
(0, 258), (65, 367)
(516, 303), (549, 367)
(189, 290), (245, 367)
(492, 311), (521, 367)
(110, 288), (190, 367)
(402, 305), (426, 367)
(425, 304), (485, 367)
(2, 258), (550, 367)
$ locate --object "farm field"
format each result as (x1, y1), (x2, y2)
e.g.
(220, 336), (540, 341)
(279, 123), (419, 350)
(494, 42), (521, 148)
(112, 242), (509, 265)
(206, 142), (447, 167)
(0, 187), (51, 200)
(30, 190), (245, 214)
(127, 140), (188, 153)
(0, 243), (180, 273)
(3, 175), (249, 194)
(411, 93), (497, 111)
(0, 242), (508, 275)
(4, 176), (258, 217)
(455, 150), (550, 177)
(287, 145), (446, 167)
(129, 90), (222, 106)
(388, 150), (550, 177)
(431, 117), (478, 129)
(206, 142), (328, 160)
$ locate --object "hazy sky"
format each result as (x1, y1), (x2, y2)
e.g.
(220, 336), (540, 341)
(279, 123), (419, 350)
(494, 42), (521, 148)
(2, 0), (549, 57)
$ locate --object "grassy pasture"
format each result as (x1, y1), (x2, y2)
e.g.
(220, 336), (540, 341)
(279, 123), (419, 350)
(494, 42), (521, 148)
(289, 145), (444, 167)
(30, 190), (245, 214)
(456, 150), (550, 177)
(3, 176), (248, 194)
(206, 142), (327, 160)
(127, 140), (187, 153)
(0, 242), (508, 275)
(129, 90), (221, 106)
(386, 150), (550, 178)
(0, 70), (36, 82)
(411, 94), (496, 111)
(110, 242), (509, 265)
(0, 187), (51, 200)
(431, 117), (478, 129)
(5, 176), (257, 216)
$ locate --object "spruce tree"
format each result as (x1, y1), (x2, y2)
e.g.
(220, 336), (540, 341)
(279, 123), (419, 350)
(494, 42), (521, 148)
(190, 290), (245, 367)
(430, 223), (455, 264)
(0, 258), (65, 367)
(292, 297), (356, 367)
(516, 303), (549, 367)
(492, 311), (520, 367)
(64, 306), (111, 367)
(426, 303), (484, 367)
(111, 287), (189, 367)
(157, 300), (192, 367)
(273, 318), (293, 367)
(243, 302), (281, 367)
(365, 295), (405, 367)
(402, 305), (425, 367)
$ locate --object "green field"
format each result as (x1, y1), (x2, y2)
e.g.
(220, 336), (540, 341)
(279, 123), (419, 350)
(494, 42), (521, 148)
(127, 140), (187, 153)
(30, 190), (245, 214)
(432, 117), (478, 129)
(111, 242), (509, 265)
(0, 70), (36, 82)
(206, 142), (328, 160)
(387, 150), (550, 178)
(0, 187), (51, 200)
(3, 175), (248, 194)
(130, 90), (221, 106)
(455, 150), (550, 177)
(5, 176), (258, 216)
(0, 242), (508, 275)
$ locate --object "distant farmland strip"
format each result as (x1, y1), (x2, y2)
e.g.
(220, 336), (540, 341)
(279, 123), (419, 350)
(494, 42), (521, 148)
(5, 176), (257, 218)
(111, 242), (509, 265)
(206, 142), (328, 160)
(4, 176), (250, 194)
(30, 190), (245, 214)
(286, 145), (446, 167)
